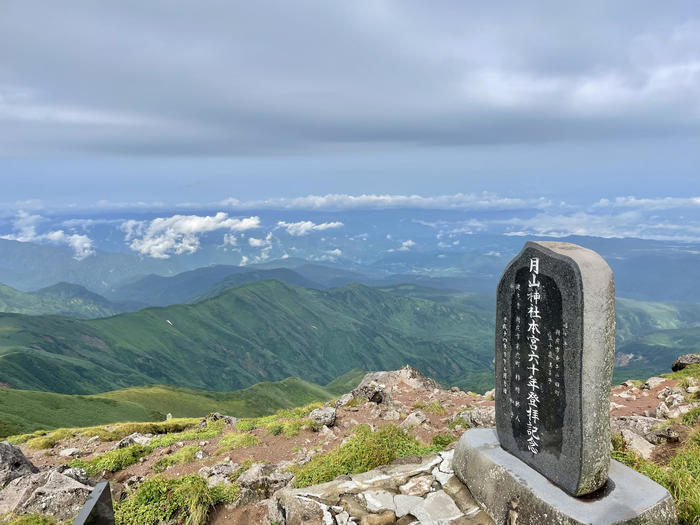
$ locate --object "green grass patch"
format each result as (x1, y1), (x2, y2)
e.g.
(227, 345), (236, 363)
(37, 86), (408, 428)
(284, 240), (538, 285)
(412, 400), (447, 415)
(291, 424), (434, 488)
(153, 445), (201, 473)
(216, 433), (260, 454)
(234, 403), (321, 438)
(25, 428), (74, 450)
(663, 364), (700, 381)
(70, 444), (150, 476)
(682, 407), (700, 427)
(115, 475), (239, 525)
(613, 429), (700, 524)
(70, 420), (225, 475)
(0, 515), (61, 525)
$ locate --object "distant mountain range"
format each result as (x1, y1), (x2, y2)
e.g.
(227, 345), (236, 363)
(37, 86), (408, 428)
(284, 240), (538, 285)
(0, 282), (122, 318)
(0, 279), (497, 395)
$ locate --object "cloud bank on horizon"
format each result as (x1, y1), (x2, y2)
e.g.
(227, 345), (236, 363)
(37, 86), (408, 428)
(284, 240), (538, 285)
(2, 192), (700, 260)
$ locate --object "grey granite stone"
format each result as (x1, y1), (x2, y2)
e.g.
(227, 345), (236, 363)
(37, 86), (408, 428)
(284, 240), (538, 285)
(494, 241), (615, 496)
(453, 429), (677, 525)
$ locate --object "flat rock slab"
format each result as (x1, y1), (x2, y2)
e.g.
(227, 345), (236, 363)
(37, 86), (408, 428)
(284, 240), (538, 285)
(453, 429), (677, 525)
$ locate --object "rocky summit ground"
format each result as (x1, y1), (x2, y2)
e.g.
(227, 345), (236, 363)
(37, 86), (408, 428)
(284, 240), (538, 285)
(1, 362), (699, 525)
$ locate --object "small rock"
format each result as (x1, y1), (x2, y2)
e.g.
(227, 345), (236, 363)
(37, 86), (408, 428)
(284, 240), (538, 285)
(646, 427), (680, 445)
(610, 402), (626, 409)
(399, 411), (427, 429)
(166, 412), (173, 420)
(656, 402), (671, 419)
(309, 407), (337, 427)
(363, 489), (396, 512)
(111, 432), (153, 450)
(621, 429), (655, 460)
(450, 386), (460, 393)
(687, 386), (700, 394)
(86, 436), (100, 445)
(399, 475), (432, 496)
(125, 475), (144, 491)
(58, 448), (80, 457)
(194, 449), (207, 460)
(672, 353), (700, 371)
(483, 388), (495, 399)
(335, 393), (355, 407)
(616, 392), (636, 401)
(622, 380), (636, 388)
(382, 409), (400, 421)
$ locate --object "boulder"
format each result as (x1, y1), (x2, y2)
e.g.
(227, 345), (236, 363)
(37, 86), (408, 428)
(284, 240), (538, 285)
(610, 416), (664, 437)
(0, 441), (38, 488)
(455, 406), (496, 428)
(237, 462), (294, 503)
(309, 407), (337, 427)
(672, 353), (700, 372)
(621, 430), (655, 460)
(0, 470), (92, 521)
(399, 411), (427, 429)
(199, 460), (239, 487)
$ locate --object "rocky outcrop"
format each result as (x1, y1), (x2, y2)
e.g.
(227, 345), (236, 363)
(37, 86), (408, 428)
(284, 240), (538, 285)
(352, 366), (441, 406)
(199, 412), (238, 428)
(0, 469), (93, 521)
(671, 353), (700, 372)
(269, 451), (493, 525)
(0, 442), (38, 488)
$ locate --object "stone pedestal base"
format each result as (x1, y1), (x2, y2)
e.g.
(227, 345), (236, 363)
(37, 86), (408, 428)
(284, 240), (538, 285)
(453, 429), (677, 525)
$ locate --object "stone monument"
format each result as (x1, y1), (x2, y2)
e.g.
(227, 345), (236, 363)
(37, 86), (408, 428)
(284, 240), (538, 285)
(453, 241), (678, 524)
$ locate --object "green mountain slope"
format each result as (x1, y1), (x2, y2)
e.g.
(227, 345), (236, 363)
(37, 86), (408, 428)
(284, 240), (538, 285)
(0, 282), (121, 318)
(0, 280), (495, 395)
(0, 375), (356, 439)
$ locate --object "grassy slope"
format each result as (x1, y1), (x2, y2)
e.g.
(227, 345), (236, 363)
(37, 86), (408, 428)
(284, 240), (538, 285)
(0, 280), (495, 395)
(0, 374), (361, 439)
(0, 282), (120, 319)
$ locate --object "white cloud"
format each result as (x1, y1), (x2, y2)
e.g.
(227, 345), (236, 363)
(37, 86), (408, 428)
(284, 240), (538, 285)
(221, 192), (551, 211)
(121, 212), (260, 258)
(277, 220), (344, 236)
(327, 248), (342, 257)
(398, 240), (416, 251)
(502, 211), (700, 242)
(1, 211), (95, 260)
(248, 232), (272, 248)
(594, 196), (700, 210)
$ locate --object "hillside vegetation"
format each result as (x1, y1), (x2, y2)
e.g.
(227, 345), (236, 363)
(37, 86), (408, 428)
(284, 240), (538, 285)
(0, 372), (364, 439)
(0, 280), (494, 395)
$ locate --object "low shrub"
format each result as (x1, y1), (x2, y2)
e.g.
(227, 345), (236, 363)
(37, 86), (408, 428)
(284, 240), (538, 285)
(115, 475), (239, 525)
(291, 424), (434, 488)
(432, 433), (456, 449)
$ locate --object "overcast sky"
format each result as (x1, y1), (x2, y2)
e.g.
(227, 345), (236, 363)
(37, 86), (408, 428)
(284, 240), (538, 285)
(1, 1), (699, 208)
